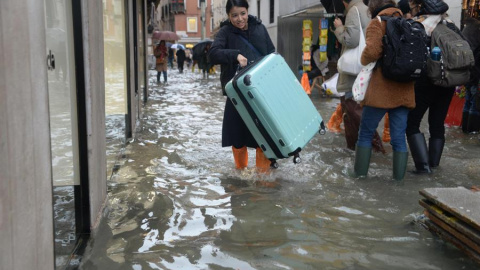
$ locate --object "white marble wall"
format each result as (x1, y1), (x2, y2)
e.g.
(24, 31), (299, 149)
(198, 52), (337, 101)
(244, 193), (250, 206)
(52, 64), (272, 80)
(0, 0), (55, 269)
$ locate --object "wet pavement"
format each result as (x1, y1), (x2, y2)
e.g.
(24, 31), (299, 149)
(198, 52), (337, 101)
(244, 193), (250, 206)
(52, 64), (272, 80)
(79, 68), (480, 269)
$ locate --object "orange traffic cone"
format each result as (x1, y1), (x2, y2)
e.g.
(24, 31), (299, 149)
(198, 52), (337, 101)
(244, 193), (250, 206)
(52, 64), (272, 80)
(256, 148), (271, 173)
(326, 103), (343, 133)
(301, 73), (311, 95)
(382, 113), (391, 143)
(232, 146), (248, 169)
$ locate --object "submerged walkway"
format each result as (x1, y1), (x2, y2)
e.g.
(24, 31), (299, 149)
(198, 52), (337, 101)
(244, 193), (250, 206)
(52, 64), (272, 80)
(79, 69), (480, 269)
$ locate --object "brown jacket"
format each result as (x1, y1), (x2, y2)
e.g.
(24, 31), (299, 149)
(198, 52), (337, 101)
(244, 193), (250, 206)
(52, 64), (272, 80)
(360, 7), (415, 109)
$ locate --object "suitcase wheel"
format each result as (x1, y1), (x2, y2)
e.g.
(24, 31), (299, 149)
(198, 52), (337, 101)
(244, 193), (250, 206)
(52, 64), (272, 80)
(293, 154), (301, 164)
(319, 121), (326, 135)
(270, 160), (279, 169)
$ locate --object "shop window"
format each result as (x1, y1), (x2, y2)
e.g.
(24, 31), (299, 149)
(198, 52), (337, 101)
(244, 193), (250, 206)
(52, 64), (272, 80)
(187, 17), (198, 32)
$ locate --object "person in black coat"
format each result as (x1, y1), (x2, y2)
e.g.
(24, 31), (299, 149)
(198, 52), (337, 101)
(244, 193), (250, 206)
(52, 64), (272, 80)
(208, 0), (275, 172)
(199, 44), (212, 79)
(406, 0), (452, 174)
(176, 48), (186, 73)
(461, 17), (480, 134)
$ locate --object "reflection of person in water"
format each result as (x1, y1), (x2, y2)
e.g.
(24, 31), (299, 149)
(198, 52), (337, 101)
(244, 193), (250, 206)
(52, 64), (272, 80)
(217, 178), (286, 252)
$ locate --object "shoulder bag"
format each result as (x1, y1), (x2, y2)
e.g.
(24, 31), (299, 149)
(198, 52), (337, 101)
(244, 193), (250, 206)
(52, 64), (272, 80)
(337, 7), (366, 76)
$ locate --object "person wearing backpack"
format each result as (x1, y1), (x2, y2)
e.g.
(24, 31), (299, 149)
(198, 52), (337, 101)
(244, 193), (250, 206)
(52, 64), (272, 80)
(406, 0), (466, 174)
(353, 0), (416, 180)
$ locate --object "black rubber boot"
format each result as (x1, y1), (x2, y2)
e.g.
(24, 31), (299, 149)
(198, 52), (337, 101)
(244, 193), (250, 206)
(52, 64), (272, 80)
(467, 114), (480, 134)
(407, 133), (432, 174)
(354, 146), (371, 178)
(462, 111), (469, 133)
(429, 138), (445, 168)
(393, 151), (408, 181)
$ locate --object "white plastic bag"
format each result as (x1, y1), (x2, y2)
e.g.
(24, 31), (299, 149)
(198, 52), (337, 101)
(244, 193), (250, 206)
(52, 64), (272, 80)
(336, 7), (366, 76)
(322, 73), (343, 97)
(352, 61), (376, 102)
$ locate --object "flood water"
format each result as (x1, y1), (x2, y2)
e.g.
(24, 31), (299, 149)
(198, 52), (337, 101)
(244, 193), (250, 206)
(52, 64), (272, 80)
(80, 69), (480, 270)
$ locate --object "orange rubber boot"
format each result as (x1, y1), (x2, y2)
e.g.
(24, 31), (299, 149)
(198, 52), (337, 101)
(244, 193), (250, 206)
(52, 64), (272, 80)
(256, 148), (271, 173)
(327, 103), (343, 133)
(232, 146), (248, 169)
(382, 113), (391, 143)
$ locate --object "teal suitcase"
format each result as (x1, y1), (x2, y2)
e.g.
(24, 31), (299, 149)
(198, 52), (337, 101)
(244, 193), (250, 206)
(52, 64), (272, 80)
(225, 53), (325, 168)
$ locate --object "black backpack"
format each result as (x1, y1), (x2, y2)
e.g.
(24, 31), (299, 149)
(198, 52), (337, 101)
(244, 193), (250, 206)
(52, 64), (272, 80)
(379, 15), (429, 82)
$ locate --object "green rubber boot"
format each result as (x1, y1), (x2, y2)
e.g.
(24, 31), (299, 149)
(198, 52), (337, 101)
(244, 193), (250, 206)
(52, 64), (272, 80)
(354, 146), (372, 178)
(393, 151), (408, 181)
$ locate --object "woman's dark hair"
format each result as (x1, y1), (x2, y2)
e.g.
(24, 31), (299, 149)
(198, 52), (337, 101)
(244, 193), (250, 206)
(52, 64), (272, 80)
(397, 0), (410, 15)
(367, 0), (396, 17)
(226, 0), (249, 14)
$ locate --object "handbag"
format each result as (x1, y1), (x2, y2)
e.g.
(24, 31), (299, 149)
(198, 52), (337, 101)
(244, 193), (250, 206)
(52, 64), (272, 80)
(352, 61), (376, 102)
(337, 7), (366, 76)
(340, 96), (386, 153)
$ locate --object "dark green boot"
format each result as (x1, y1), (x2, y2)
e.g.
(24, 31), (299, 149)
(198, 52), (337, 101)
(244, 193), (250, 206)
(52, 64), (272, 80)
(354, 146), (372, 178)
(393, 151), (408, 181)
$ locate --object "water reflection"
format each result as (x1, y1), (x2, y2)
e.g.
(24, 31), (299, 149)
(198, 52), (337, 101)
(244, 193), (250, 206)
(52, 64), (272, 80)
(104, 0), (128, 180)
(81, 69), (480, 269)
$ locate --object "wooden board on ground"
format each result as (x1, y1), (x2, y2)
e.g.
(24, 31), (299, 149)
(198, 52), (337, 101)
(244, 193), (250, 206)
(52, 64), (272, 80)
(419, 187), (480, 232)
(420, 199), (480, 248)
(425, 219), (480, 264)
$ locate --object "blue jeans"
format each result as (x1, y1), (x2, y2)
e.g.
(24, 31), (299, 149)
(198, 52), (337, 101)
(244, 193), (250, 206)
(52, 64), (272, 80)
(358, 106), (409, 152)
(157, 71), (167, 82)
(463, 84), (480, 116)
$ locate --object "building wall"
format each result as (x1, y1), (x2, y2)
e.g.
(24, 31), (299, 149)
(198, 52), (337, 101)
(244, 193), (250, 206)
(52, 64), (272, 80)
(82, 0), (108, 227)
(444, 0), (462, 26)
(212, 0), (228, 30)
(0, 0), (55, 269)
(256, 0), (279, 49)
(175, 0), (213, 43)
(278, 0), (321, 16)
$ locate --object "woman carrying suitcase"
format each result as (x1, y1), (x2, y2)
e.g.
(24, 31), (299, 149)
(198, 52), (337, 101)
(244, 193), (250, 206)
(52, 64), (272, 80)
(208, 0), (275, 172)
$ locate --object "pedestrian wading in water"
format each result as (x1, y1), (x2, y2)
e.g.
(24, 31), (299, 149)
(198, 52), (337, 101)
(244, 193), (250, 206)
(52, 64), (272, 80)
(354, 0), (416, 180)
(208, 0), (275, 172)
(406, 0), (454, 174)
(154, 40), (168, 84)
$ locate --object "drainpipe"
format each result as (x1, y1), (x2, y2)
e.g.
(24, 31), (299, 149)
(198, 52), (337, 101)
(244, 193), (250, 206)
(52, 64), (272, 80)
(200, 0), (206, 40)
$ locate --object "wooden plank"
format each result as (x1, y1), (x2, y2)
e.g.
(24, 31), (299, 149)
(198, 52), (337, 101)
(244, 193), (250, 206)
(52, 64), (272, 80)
(425, 219), (480, 265)
(419, 199), (480, 246)
(419, 187), (480, 232)
(423, 208), (480, 254)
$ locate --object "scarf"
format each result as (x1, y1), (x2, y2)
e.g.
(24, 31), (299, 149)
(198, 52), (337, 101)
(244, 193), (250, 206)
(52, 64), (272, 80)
(155, 45), (167, 58)
(414, 14), (445, 36)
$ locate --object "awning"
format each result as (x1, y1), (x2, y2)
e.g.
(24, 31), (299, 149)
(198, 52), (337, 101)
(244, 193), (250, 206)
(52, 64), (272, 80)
(280, 3), (343, 19)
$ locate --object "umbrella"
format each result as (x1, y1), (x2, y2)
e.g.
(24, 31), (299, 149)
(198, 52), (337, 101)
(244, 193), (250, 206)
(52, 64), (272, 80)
(186, 44), (194, 49)
(171, 43), (185, 50)
(152, 30), (180, 41)
(320, 0), (344, 15)
(192, 39), (213, 60)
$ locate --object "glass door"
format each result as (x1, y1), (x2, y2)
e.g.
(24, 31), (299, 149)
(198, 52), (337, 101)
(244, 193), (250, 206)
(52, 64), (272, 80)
(103, 0), (129, 179)
(44, 0), (81, 268)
